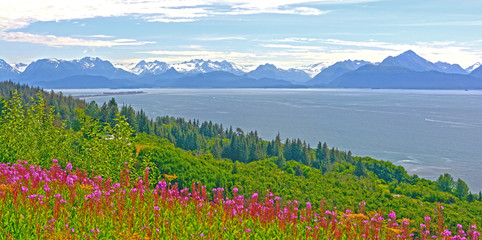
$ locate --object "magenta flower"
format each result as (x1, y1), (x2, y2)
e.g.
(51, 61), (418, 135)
(66, 162), (72, 172)
(388, 211), (396, 220)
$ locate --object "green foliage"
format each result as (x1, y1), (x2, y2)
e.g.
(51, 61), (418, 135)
(1, 81), (481, 230)
(0, 87), (134, 180)
(0, 91), (70, 165)
(437, 173), (455, 193)
(455, 178), (470, 200)
(353, 159), (367, 178)
(73, 109), (134, 179)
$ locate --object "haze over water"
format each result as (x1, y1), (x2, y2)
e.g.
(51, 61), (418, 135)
(60, 88), (482, 192)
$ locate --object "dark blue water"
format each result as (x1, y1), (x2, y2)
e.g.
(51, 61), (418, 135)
(57, 88), (482, 192)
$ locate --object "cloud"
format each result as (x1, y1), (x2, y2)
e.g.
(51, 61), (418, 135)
(0, 32), (155, 47)
(73, 35), (116, 38)
(0, 0), (379, 31)
(196, 36), (247, 41)
(224, 6), (329, 16)
(398, 20), (482, 27)
(124, 36), (482, 69)
(260, 43), (326, 51)
(260, 38), (482, 67)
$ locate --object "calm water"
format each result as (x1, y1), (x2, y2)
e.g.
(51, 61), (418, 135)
(57, 88), (482, 192)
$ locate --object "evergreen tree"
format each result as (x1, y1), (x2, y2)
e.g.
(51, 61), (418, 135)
(211, 139), (222, 159)
(232, 161), (239, 174)
(276, 152), (286, 169)
(347, 151), (353, 163)
(436, 173), (455, 193)
(354, 160), (367, 178)
(454, 178), (469, 200)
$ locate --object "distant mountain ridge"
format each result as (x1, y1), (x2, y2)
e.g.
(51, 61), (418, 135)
(0, 59), (19, 81)
(1, 50), (481, 89)
(246, 63), (311, 83)
(307, 60), (371, 86)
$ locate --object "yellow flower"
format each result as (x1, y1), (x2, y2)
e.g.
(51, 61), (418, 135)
(164, 174), (178, 182)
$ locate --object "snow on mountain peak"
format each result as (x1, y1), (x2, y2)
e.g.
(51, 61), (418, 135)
(466, 62), (481, 73)
(132, 60), (170, 75)
(14, 63), (28, 72)
(298, 62), (329, 77)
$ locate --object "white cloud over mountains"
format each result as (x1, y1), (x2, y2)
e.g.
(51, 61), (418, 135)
(0, 0), (480, 67)
(1, 32), (155, 47)
(0, 0), (361, 31)
(0, 0), (363, 47)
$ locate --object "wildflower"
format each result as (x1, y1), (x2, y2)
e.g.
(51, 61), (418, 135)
(245, 229), (252, 233)
(251, 193), (258, 199)
(44, 183), (51, 192)
(52, 159), (58, 163)
(21, 186), (28, 192)
(66, 162), (72, 172)
(200, 233), (204, 237)
(389, 211), (396, 220)
(424, 216), (431, 222)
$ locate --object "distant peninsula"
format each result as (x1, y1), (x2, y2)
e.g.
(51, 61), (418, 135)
(73, 90), (146, 98)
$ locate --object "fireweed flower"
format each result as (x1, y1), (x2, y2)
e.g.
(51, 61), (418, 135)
(389, 211), (396, 220)
(66, 162), (72, 172)
(1, 161), (479, 239)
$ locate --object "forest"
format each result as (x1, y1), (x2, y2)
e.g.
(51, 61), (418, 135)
(0, 80), (480, 239)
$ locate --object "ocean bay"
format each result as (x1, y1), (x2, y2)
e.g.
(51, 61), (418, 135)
(59, 88), (482, 192)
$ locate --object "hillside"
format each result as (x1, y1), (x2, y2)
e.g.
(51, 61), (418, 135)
(0, 81), (481, 238)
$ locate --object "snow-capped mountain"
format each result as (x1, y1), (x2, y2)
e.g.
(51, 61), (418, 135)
(0, 59), (20, 81)
(307, 60), (371, 86)
(14, 63), (28, 72)
(297, 62), (329, 77)
(132, 60), (170, 76)
(170, 59), (246, 75)
(129, 59), (248, 76)
(466, 63), (481, 73)
(246, 63), (311, 83)
(470, 65), (482, 79)
(2, 51), (481, 89)
(20, 57), (135, 82)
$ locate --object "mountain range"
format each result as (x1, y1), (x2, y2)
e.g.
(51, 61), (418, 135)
(1, 51), (481, 89)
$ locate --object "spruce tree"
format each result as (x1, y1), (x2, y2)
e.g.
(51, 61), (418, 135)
(354, 160), (367, 178)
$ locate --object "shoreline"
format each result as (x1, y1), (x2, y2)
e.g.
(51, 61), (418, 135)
(73, 91), (146, 98)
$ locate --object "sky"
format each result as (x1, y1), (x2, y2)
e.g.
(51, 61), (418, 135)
(1, 0), (481, 69)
